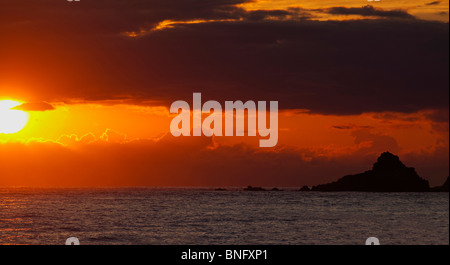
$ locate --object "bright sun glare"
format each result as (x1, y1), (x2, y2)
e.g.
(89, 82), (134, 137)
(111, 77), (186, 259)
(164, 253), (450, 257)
(0, 100), (29, 134)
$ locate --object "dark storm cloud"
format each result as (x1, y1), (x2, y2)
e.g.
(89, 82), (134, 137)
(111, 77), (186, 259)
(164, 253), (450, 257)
(0, 0), (448, 115)
(102, 19), (449, 114)
(325, 5), (416, 19)
(0, 0), (251, 45)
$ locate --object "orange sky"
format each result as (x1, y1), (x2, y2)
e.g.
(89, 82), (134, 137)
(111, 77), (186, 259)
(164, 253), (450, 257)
(1, 101), (448, 186)
(0, 0), (448, 187)
(1, 102), (447, 153)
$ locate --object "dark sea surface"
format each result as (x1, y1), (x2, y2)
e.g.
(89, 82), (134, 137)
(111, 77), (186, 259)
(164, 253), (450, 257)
(0, 188), (448, 245)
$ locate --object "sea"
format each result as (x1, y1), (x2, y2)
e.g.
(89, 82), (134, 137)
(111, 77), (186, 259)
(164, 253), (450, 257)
(0, 188), (448, 245)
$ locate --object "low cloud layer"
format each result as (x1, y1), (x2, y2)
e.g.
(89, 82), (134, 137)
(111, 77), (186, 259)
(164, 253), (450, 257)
(1, 130), (448, 187)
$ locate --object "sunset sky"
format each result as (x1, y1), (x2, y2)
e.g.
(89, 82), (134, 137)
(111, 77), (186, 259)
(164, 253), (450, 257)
(0, 0), (448, 187)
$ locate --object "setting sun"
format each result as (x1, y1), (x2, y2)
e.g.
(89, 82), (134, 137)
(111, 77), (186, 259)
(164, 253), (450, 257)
(0, 100), (29, 134)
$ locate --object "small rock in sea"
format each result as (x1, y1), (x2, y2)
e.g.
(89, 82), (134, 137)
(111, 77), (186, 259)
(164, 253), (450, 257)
(244, 186), (266, 191)
(299, 186), (311, 191)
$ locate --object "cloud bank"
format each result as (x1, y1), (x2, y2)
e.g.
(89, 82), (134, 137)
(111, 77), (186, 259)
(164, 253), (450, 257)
(0, 1), (447, 115)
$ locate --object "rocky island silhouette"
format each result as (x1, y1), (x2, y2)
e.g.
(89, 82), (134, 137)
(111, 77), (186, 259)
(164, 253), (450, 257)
(232, 152), (448, 193)
(311, 152), (433, 192)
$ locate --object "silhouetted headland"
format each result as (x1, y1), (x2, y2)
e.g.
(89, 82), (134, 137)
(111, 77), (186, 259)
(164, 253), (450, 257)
(312, 152), (430, 192)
